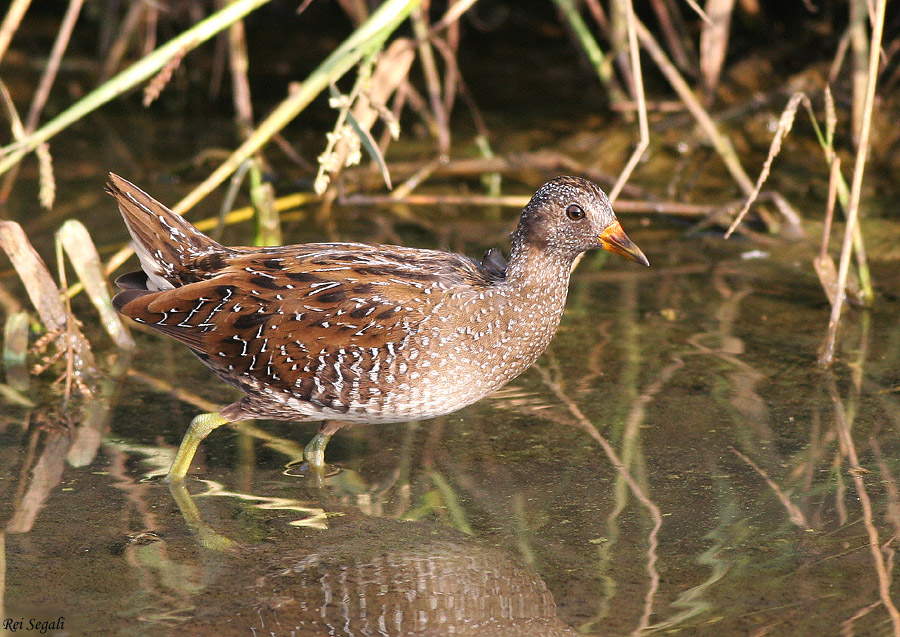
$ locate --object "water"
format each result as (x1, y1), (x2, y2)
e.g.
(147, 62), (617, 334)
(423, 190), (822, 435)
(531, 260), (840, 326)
(3, 187), (900, 635)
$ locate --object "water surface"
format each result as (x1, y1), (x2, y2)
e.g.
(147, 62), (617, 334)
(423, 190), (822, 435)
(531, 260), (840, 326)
(4, 207), (900, 635)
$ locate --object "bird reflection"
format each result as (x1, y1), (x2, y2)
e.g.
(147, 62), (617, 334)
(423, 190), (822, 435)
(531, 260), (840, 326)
(168, 482), (576, 636)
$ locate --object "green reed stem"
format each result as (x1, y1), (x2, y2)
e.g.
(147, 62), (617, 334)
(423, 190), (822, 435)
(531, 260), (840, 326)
(0, 0), (273, 176)
(551, 0), (617, 94)
(172, 0), (423, 216)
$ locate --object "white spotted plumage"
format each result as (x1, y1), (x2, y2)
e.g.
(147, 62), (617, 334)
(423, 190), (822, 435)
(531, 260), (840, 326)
(109, 173), (647, 453)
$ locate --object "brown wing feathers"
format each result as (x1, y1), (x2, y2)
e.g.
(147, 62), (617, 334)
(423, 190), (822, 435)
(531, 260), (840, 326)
(107, 173), (228, 290)
(108, 173), (502, 414)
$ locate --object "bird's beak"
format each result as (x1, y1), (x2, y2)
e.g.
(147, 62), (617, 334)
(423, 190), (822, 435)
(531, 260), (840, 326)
(599, 220), (649, 266)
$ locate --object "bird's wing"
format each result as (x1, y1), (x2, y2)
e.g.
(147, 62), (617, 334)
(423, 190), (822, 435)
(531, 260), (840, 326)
(114, 244), (495, 412)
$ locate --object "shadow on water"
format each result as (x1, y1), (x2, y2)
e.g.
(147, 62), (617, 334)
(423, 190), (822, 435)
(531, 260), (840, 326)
(3, 210), (900, 634)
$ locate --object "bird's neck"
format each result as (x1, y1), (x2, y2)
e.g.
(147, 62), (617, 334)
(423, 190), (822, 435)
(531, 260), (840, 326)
(497, 241), (577, 344)
(505, 241), (576, 295)
(462, 241), (576, 391)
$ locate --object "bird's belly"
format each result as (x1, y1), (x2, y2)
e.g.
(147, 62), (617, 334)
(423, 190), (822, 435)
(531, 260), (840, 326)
(202, 304), (562, 424)
(332, 317), (557, 422)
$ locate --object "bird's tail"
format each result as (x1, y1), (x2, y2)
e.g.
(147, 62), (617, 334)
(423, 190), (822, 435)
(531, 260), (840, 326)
(107, 173), (225, 290)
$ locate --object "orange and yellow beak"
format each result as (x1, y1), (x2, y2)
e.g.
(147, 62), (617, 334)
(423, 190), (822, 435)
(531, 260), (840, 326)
(599, 220), (649, 266)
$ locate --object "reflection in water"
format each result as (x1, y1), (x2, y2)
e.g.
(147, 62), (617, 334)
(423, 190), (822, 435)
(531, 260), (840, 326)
(168, 485), (575, 637)
(5, 353), (130, 534)
(4, 231), (900, 635)
(6, 428), (69, 534)
(827, 375), (900, 632)
(241, 539), (573, 636)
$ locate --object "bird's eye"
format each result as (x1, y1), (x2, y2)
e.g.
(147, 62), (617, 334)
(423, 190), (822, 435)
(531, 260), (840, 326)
(566, 204), (585, 221)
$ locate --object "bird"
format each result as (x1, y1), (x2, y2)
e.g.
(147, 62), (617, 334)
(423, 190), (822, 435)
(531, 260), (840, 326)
(108, 173), (648, 482)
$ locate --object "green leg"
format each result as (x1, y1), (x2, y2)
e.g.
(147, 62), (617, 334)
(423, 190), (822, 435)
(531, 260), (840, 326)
(166, 412), (229, 483)
(167, 481), (235, 550)
(303, 431), (332, 470)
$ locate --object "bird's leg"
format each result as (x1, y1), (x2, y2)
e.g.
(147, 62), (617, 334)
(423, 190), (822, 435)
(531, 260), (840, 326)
(167, 480), (235, 550)
(166, 412), (230, 483)
(303, 431), (332, 470)
(303, 420), (346, 469)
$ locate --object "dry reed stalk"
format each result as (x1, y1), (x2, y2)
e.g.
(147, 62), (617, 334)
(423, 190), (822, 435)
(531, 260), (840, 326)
(0, 80), (24, 205)
(554, 0), (621, 99)
(0, 79), (55, 208)
(338, 0), (369, 25)
(411, 6), (451, 154)
(633, 17), (755, 196)
(682, 0), (712, 24)
(0, 0), (32, 63)
(389, 155), (446, 201)
(427, 35), (493, 148)
(56, 220), (134, 350)
(173, 0), (422, 215)
(820, 0), (887, 366)
(438, 1), (460, 115)
(699, 0), (735, 102)
(583, 0), (610, 33)
(609, 0), (632, 91)
(608, 0), (648, 203)
(849, 0), (871, 144)
(429, 0), (479, 34)
(211, 160), (252, 243)
(100, 0), (148, 80)
(814, 157), (843, 306)
(646, 0), (693, 71)
(248, 161), (279, 246)
(22, 0), (83, 133)
(228, 14), (254, 130)
(0, 221), (97, 389)
(723, 92), (808, 238)
(223, 12), (280, 246)
(0, 0), (83, 205)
